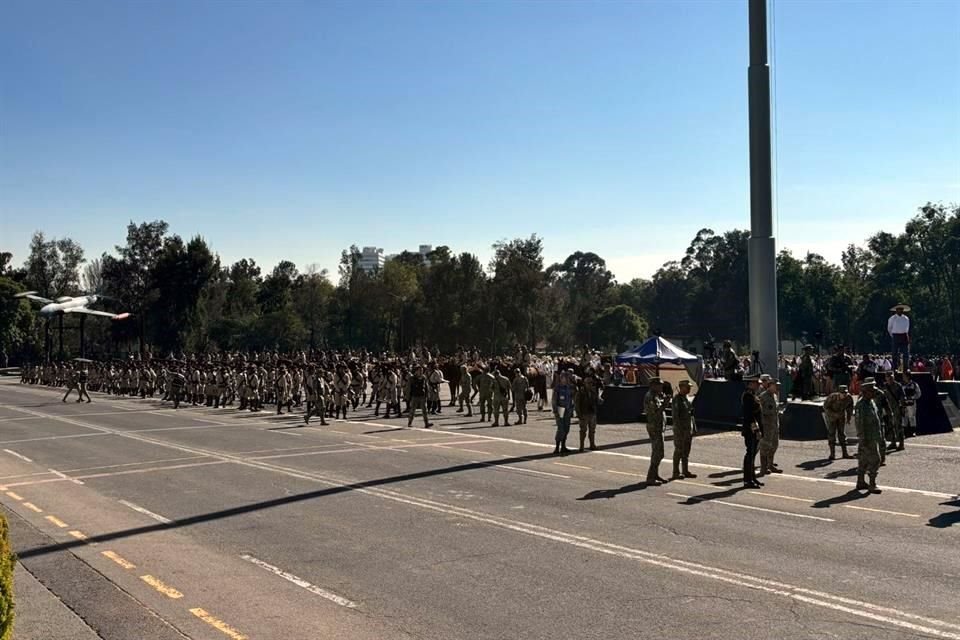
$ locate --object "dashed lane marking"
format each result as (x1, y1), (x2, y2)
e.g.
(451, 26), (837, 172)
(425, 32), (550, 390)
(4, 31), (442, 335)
(553, 462), (593, 470)
(902, 443), (960, 451)
(47, 468), (84, 485)
(4, 491), (23, 501)
(241, 554), (358, 608)
(842, 505), (920, 518)
(189, 608), (247, 640)
(119, 499), (172, 524)
(45, 515), (68, 528)
(68, 530), (88, 541)
(606, 470), (638, 477)
(3, 449), (32, 462)
(469, 460), (571, 479)
(22, 502), (42, 513)
(750, 491), (816, 504)
(667, 493), (835, 522)
(433, 444), (506, 457)
(3, 460), (231, 488)
(102, 550), (136, 569)
(140, 574), (183, 599)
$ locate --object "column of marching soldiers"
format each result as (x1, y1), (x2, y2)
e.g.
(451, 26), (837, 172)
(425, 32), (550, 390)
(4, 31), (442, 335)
(19, 354), (913, 493)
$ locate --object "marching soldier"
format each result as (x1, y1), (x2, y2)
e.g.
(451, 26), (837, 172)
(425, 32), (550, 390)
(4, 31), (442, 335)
(457, 363), (473, 417)
(476, 367), (495, 422)
(855, 380), (883, 493)
(670, 379), (696, 479)
(644, 377), (668, 485)
(333, 364), (352, 420)
(406, 365), (432, 428)
(822, 385), (854, 460)
(247, 366), (261, 412)
(275, 366), (292, 415)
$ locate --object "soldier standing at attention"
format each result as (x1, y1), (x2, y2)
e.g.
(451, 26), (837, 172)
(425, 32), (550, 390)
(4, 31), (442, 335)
(457, 363), (473, 417)
(406, 365), (432, 428)
(333, 364), (352, 420)
(247, 366), (261, 412)
(643, 377), (668, 485)
(575, 372), (600, 451)
(512, 368), (530, 425)
(822, 385), (854, 460)
(758, 377), (783, 475)
(670, 379), (696, 479)
(491, 367), (512, 426)
(477, 367), (495, 423)
(798, 345), (816, 400)
(553, 371), (575, 455)
(899, 371), (922, 438)
(740, 374), (764, 488)
(855, 380), (883, 493)
(883, 371), (905, 450)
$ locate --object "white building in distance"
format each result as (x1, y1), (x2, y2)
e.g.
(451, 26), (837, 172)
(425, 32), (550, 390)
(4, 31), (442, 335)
(357, 246), (385, 274)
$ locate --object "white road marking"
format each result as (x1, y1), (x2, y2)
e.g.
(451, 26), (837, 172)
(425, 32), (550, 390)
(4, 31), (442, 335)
(47, 468), (84, 485)
(5, 397), (960, 637)
(667, 493), (835, 522)
(750, 491), (815, 504)
(469, 461), (570, 479)
(118, 499), (172, 524)
(433, 445), (503, 457)
(842, 505), (920, 518)
(606, 470), (637, 477)
(342, 419), (959, 500)
(240, 554), (357, 608)
(273, 430), (304, 437)
(3, 449), (33, 462)
(553, 462), (592, 470)
(903, 443), (960, 451)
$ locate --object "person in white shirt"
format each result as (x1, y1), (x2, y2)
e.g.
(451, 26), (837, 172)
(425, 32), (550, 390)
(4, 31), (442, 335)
(887, 304), (911, 371)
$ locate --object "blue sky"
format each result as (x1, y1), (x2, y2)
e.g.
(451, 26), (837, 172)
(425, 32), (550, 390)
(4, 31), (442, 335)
(2, 0), (958, 281)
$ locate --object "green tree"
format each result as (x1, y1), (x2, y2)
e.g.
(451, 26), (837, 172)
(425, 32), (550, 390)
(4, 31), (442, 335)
(591, 305), (648, 352)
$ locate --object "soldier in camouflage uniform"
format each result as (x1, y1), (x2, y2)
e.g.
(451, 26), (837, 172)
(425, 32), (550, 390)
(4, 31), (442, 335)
(644, 377), (668, 485)
(758, 377), (783, 475)
(476, 367), (495, 422)
(855, 381), (883, 493)
(822, 385), (854, 460)
(883, 371), (905, 451)
(670, 379), (697, 479)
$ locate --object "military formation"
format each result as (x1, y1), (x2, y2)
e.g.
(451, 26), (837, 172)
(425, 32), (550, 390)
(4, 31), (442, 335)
(18, 341), (935, 495)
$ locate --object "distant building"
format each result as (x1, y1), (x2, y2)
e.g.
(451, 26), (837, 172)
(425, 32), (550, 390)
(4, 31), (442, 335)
(357, 246), (385, 274)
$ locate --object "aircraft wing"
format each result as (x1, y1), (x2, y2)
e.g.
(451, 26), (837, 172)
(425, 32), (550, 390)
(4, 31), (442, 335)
(14, 291), (53, 304)
(67, 308), (127, 319)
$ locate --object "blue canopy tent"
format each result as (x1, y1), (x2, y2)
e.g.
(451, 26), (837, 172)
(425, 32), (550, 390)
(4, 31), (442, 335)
(616, 336), (704, 384)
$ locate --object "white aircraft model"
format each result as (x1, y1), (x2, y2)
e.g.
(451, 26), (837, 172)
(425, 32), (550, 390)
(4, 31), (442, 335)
(14, 292), (130, 321)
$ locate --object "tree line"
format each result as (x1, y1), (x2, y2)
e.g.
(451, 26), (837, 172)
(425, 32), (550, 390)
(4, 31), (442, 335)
(0, 202), (956, 362)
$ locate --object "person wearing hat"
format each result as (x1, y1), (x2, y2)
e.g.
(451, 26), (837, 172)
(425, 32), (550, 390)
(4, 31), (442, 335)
(740, 374), (764, 488)
(882, 371), (905, 450)
(899, 370), (922, 438)
(887, 304), (911, 372)
(758, 377), (783, 475)
(512, 367), (530, 425)
(552, 370), (576, 455)
(670, 379), (697, 479)
(405, 365), (433, 428)
(575, 370), (601, 451)
(643, 377), (668, 485)
(822, 384), (854, 460)
(854, 380), (883, 493)
(720, 340), (741, 381)
(825, 344), (854, 395)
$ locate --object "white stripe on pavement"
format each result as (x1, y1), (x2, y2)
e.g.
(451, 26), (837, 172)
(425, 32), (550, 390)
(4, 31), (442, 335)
(3, 449), (33, 462)
(240, 555), (357, 608)
(666, 493), (835, 522)
(118, 500), (172, 524)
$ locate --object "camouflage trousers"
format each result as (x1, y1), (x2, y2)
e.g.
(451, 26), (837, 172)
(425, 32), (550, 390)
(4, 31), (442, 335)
(858, 439), (882, 475)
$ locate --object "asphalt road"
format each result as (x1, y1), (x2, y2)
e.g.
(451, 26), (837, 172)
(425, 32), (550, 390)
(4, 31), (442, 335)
(1, 379), (958, 640)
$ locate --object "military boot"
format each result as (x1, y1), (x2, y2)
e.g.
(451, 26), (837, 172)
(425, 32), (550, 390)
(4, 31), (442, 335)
(671, 461), (682, 481)
(589, 435), (597, 451)
(868, 475), (882, 493)
(560, 440), (571, 456)
(758, 455), (769, 476)
(828, 444), (836, 460)
(578, 434), (586, 453)
(897, 439), (905, 451)
(841, 443), (852, 459)
(855, 471), (869, 490)
(682, 461), (697, 478)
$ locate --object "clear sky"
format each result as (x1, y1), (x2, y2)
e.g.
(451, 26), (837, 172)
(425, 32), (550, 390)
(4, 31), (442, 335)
(2, 0), (958, 281)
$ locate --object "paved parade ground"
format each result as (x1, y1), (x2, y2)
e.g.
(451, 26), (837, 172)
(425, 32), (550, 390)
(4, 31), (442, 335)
(1, 379), (959, 640)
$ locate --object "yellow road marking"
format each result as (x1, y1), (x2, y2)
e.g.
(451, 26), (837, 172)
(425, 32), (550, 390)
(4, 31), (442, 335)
(140, 575), (183, 599)
(5, 491), (23, 500)
(45, 515), (68, 528)
(189, 608), (247, 640)
(842, 505), (920, 518)
(22, 502), (42, 513)
(553, 462), (592, 470)
(102, 550), (136, 569)
(68, 530), (88, 541)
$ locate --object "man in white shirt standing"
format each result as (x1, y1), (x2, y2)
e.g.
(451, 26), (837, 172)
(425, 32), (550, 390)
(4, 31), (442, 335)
(887, 304), (911, 372)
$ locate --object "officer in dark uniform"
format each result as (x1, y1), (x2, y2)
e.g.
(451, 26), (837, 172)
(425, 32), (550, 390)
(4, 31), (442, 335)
(741, 374), (764, 488)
